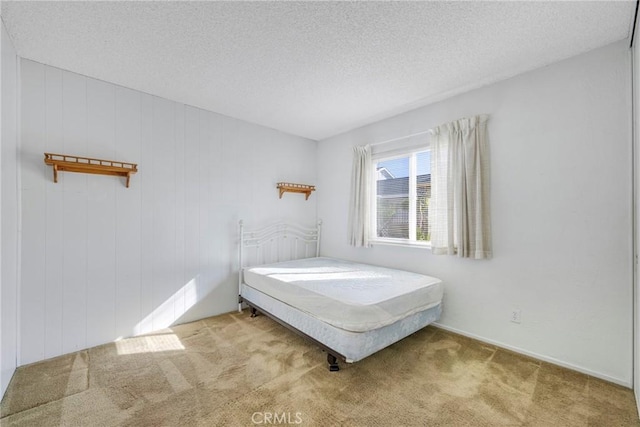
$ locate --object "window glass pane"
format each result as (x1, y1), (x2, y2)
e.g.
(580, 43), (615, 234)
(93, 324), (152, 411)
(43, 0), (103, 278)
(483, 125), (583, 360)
(376, 157), (409, 239)
(416, 151), (431, 241)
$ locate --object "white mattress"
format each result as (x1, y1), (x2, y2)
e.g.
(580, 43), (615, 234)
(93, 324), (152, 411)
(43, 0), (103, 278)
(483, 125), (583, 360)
(243, 257), (443, 332)
(241, 283), (442, 363)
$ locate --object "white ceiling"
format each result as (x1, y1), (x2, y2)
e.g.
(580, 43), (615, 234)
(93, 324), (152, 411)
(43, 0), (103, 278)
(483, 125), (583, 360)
(1, 1), (635, 141)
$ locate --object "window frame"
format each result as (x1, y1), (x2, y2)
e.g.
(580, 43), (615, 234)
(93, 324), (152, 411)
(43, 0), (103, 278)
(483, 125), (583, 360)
(370, 146), (432, 248)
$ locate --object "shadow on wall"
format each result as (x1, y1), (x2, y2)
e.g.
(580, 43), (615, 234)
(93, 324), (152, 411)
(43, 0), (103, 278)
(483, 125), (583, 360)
(130, 218), (241, 337)
(131, 273), (238, 339)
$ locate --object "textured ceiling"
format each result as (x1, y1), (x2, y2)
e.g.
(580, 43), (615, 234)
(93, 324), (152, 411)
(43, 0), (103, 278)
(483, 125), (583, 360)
(1, 1), (635, 141)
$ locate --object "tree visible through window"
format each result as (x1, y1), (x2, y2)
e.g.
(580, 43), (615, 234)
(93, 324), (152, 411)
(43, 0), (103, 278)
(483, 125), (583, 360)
(374, 150), (430, 243)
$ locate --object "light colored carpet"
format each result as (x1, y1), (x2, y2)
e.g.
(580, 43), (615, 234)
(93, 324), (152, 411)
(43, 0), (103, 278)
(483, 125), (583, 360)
(1, 311), (638, 426)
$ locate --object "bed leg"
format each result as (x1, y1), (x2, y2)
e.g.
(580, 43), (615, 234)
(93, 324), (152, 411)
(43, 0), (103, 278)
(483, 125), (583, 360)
(250, 307), (258, 318)
(327, 353), (339, 372)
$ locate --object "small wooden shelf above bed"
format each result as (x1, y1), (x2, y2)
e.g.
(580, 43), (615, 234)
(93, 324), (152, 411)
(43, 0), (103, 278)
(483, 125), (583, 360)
(277, 182), (315, 200)
(44, 153), (138, 188)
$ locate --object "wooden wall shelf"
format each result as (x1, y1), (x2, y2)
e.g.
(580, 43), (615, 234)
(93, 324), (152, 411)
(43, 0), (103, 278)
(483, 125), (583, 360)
(44, 153), (138, 188)
(277, 182), (315, 200)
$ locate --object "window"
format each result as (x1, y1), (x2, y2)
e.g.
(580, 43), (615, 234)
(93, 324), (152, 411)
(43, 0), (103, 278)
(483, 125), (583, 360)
(372, 149), (431, 245)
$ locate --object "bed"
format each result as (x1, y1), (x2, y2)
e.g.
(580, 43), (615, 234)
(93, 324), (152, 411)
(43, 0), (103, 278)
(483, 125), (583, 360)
(238, 220), (443, 371)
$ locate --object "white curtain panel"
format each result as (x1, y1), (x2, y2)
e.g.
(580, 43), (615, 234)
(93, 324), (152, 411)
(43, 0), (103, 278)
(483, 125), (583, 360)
(429, 115), (492, 259)
(348, 145), (372, 247)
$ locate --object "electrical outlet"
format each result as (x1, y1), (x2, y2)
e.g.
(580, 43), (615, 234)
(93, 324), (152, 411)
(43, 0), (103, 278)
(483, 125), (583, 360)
(510, 309), (522, 324)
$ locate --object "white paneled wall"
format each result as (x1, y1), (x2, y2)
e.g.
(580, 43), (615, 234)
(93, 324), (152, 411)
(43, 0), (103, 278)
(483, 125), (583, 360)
(19, 59), (317, 365)
(1, 20), (19, 396)
(634, 35), (640, 410)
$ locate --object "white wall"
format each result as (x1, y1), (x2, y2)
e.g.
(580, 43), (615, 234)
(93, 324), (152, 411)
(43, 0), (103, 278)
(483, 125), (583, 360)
(19, 59), (317, 365)
(633, 35), (640, 409)
(1, 19), (19, 396)
(317, 41), (633, 386)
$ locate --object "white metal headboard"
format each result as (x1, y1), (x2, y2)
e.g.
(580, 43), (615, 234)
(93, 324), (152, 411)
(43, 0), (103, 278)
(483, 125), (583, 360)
(238, 219), (322, 312)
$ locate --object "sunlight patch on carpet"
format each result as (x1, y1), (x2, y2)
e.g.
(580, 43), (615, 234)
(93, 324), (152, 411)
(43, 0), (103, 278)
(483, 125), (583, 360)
(116, 334), (185, 355)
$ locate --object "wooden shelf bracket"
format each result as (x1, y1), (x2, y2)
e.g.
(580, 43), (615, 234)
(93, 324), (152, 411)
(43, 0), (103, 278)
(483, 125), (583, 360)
(44, 153), (138, 188)
(276, 182), (316, 200)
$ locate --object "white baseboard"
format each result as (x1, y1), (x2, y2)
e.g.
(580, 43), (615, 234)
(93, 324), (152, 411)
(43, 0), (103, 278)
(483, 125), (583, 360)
(431, 322), (632, 388)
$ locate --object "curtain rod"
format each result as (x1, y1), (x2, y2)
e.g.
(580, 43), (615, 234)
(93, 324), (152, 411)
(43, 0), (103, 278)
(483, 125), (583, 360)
(369, 114), (489, 147)
(369, 129), (432, 147)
